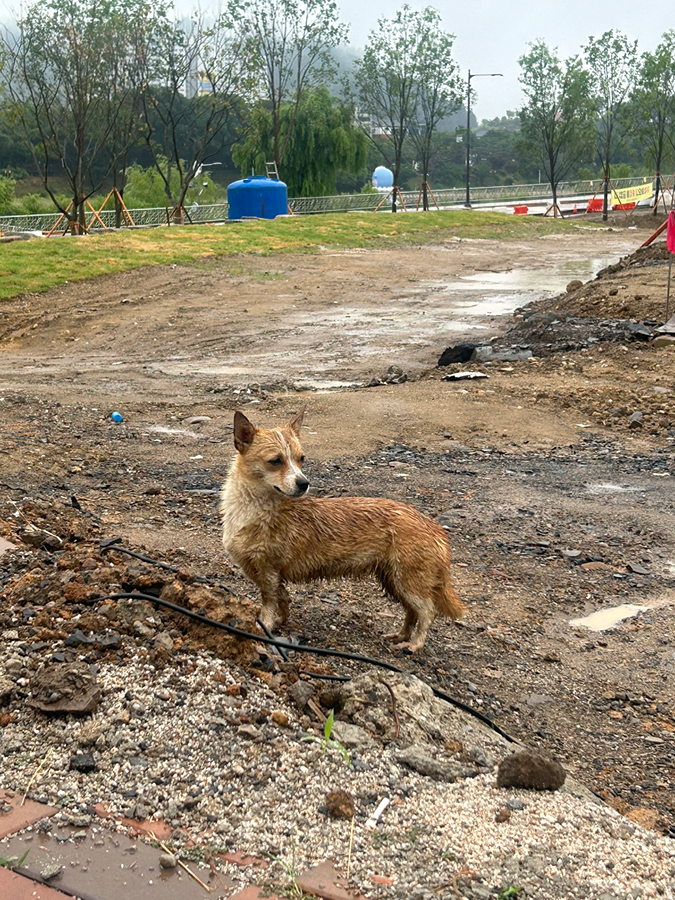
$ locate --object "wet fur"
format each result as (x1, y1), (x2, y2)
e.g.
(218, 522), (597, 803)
(220, 411), (463, 651)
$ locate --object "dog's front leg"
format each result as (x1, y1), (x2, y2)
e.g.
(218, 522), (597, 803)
(256, 570), (285, 631)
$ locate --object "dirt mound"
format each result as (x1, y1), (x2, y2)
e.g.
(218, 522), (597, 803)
(0, 501), (258, 665)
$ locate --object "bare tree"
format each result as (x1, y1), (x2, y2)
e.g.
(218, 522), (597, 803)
(140, 7), (247, 220)
(407, 8), (463, 211)
(1, 0), (137, 232)
(584, 29), (639, 221)
(231, 0), (348, 177)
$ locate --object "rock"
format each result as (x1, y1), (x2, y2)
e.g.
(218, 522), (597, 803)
(287, 680), (315, 712)
(69, 753), (97, 773)
(133, 620), (155, 639)
(525, 693), (554, 708)
(64, 629), (93, 648)
(495, 806), (511, 823)
(627, 563), (650, 575)
(40, 863), (63, 880)
(560, 549), (581, 559)
(153, 631), (174, 652)
(159, 853), (178, 869)
(652, 334), (675, 348)
(627, 323), (652, 341)
(186, 416), (212, 425)
(497, 751), (566, 791)
(566, 280), (583, 292)
(237, 724), (260, 740)
(330, 721), (376, 751)
(507, 799), (526, 810)
(272, 710), (289, 727)
(438, 343), (476, 367)
(628, 411), (643, 428)
(0, 678), (14, 705)
(325, 789), (355, 819)
(385, 365), (407, 385)
(28, 662), (101, 715)
(395, 745), (477, 782)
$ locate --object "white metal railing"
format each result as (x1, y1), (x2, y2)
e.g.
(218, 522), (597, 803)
(0, 175), (664, 233)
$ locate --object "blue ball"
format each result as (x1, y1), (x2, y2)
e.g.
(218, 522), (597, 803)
(111, 411), (123, 423)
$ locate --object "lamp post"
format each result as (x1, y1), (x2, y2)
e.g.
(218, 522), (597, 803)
(464, 70), (503, 208)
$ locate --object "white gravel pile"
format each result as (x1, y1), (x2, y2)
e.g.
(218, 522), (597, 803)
(0, 640), (674, 899)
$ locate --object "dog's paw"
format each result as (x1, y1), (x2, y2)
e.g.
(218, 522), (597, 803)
(383, 631), (407, 644)
(395, 640), (423, 653)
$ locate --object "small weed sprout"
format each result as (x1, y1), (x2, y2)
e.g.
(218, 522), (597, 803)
(498, 886), (523, 899)
(301, 709), (350, 764)
(268, 840), (302, 899)
(0, 849), (29, 869)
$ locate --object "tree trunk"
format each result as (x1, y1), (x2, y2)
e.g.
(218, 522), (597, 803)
(602, 165), (609, 222)
(422, 165), (429, 212)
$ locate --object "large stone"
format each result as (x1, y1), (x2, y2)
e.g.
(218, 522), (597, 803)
(330, 721), (376, 752)
(497, 751), (566, 791)
(28, 663), (101, 715)
(287, 680), (315, 712)
(438, 343), (476, 367)
(325, 790), (355, 819)
(395, 745), (477, 782)
(652, 334), (675, 348)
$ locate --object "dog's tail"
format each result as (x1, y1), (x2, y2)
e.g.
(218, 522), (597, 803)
(436, 581), (464, 620)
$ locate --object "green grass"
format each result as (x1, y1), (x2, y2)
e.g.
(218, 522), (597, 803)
(0, 210), (578, 301)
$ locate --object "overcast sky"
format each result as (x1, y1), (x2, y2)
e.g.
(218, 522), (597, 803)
(336, 0), (667, 119)
(0, 0), (666, 121)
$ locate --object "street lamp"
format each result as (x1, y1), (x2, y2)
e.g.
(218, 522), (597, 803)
(464, 70), (503, 208)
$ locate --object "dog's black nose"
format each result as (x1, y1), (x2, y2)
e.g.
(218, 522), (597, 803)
(295, 476), (309, 494)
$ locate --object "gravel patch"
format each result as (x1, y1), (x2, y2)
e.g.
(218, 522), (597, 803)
(0, 638), (674, 899)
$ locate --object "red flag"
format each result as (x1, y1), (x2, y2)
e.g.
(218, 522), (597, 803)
(668, 210), (675, 253)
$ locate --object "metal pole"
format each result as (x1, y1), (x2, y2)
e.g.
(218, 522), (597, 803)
(463, 72), (502, 211)
(667, 251), (672, 322)
(464, 71), (472, 208)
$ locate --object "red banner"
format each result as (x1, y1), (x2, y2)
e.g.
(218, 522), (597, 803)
(668, 210), (675, 253)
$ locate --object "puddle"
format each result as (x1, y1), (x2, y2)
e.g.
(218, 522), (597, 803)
(586, 482), (644, 495)
(570, 604), (649, 631)
(134, 251), (631, 386)
(0, 827), (223, 899)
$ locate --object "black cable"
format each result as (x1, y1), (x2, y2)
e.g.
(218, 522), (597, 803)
(91, 590), (515, 742)
(257, 617), (289, 661)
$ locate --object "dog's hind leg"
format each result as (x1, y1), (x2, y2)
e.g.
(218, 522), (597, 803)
(277, 583), (291, 625)
(383, 607), (416, 644)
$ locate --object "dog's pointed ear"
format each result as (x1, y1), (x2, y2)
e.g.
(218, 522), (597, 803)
(233, 411), (256, 453)
(288, 407), (305, 436)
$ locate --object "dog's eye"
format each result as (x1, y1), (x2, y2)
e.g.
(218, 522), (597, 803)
(299, 455), (305, 464)
(268, 457), (283, 466)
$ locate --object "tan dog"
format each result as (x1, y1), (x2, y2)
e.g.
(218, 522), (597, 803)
(220, 411), (463, 651)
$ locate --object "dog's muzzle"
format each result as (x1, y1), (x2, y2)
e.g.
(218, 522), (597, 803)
(293, 476), (309, 496)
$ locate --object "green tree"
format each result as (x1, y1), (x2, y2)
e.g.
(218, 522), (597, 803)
(231, 0), (347, 179)
(353, 4), (423, 211)
(233, 88), (366, 196)
(518, 40), (594, 216)
(407, 8), (463, 210)
(584, 29), (639, 220)
(631, 32), (675, 212)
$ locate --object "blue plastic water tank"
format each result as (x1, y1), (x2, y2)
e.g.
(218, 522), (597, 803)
(372, 166), (394, 190)
(227, 175), (288, 220)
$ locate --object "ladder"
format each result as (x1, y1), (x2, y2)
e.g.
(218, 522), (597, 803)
(265, 160), (279, 180)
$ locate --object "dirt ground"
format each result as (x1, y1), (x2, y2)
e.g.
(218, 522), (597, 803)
(1, 223), (675, 837)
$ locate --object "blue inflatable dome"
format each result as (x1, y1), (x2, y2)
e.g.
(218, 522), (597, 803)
(228, 175), (288, 220)
(372, 166), (394, 190)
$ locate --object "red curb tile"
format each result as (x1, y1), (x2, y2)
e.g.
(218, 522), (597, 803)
(0, 537), (18, 557)
(296, 861), (367, 900)
(370, 874), (395, 885)
(227, 888), (284, 900)
(119, 816), (173, 840)
(217, 850), (270, 869)
(0, 866), (75, 900)
(0, 790), (58, 841)
(94, 802), (173, 840)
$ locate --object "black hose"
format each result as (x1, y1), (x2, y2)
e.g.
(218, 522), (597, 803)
(93, 590), (515, 742)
